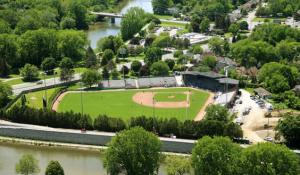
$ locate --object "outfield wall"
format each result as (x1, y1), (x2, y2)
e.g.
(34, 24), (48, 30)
(0, 127), (195, 153)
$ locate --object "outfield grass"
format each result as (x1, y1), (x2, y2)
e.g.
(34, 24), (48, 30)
(154, 92), (187, 102)
(58, 88), (209, 121)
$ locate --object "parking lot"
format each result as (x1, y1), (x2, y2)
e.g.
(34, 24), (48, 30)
(232, 89), (275, 143)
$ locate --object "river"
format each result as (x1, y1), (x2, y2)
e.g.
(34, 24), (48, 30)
(0, 142), (167, 175)
(88, 0), (153, 49)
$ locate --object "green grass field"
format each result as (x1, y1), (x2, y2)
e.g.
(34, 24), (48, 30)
(57, 88), (209, 121)
(14, 88), (60, 109)
(154, 92), (187, 102)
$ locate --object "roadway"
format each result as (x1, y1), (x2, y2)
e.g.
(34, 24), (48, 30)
(12, 74), (81, 95)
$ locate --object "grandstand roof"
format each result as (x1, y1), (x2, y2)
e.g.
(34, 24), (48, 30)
(182, 71), (225, 79)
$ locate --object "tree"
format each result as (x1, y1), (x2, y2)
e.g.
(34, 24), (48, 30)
(276, 114), (300, 148)
(145, 47), (162, 65)
(105, 127), (162, 175)
(165, 59), (175, 70)
(241, 143), (300, 175)
(192, 136), (242, 175)
(239, 21), (248, 30)
(101, 49), (114, 66)
(102, 67), (110, 80)
(131, 60), (142, 73)
(15, 154), (40, 175)
(85, 46), (97, 68)
(60, 17), (76, 29)
(191, 45), (203, 55)
(166, 156), (191, 175)
(228, 23), (240, 42)
(202, 55), (217, 69)
(200, 17), (210, 33)
(121, 7), (147, 40)
(208, 37), (225, 55)
(57, 30), (88, 61)
(67, 1), (88, 30)
(97, 35), (123, 54)
(18, 29), (58, 67)
(150, 61), (170, 76)
(121, 65), (129, 76)
(59, 57), (74, 82)
(152, 0), (172, 15)
(20, 64), (39, 82)
(45, 161), (64, 175)
(0, 19), (12, 34)
(205, 104), (230, 122)
(81, 70), (101, 88)
(0, 81), (12, 108)
(0, 34), (17, 77)
(41, 57), (56, 75)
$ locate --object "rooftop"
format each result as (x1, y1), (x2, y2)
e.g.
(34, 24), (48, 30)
(182, 71), (225, 79)
(254, 87), (272, 97)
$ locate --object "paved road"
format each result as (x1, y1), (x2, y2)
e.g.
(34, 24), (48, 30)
(12, 74), (81, 95)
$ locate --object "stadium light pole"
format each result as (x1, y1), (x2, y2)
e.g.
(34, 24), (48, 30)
(42, 72), (48, 108)
(79, 82), (84, 118)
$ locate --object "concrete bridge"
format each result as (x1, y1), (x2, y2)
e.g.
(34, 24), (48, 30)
(89, 11), (124, 23)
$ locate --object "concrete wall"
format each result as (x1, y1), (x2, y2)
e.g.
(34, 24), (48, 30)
(0, 128), (195, 153)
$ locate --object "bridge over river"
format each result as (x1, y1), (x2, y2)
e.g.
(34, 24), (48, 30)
(89, 11), (124, 23)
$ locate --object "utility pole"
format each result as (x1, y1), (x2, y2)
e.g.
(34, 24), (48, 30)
(43, 72), (48, 108)
(80, 82), (84, 118)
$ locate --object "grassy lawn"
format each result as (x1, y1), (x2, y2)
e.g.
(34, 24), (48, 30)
(160, 21), (187, 28)
(14, 88), (60, 109)
(154, 92), (187, 102)
(58, 88), (209, 121)
(252, 17), (286, 22)
(154, 14), (173, 20)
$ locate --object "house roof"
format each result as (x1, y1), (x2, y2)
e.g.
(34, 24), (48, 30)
(217, 78), (239, 85)
(182, 71), (225, 79)
(254, 87), (272, 97)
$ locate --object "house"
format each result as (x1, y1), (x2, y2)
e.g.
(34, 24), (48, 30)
(293, 85), (300, 96)
(215, 57), (237, 71)
(181, 71), (239, 92)
(179, 33), (211, 45)
(254, 87), (272, 99)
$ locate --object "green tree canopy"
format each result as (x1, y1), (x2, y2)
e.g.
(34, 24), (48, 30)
(131, 60), (142, 73)
(192, 136), (242, 175)
(101, 49), (114, 66)
(276, 113), (300, 148)
(0, 81), (12, 108)
(97, 35), (123, 54)
(152, 0), (172, 15)
(202, 55), (217, 69)
(20, 64), (39, 82)
(205, 104), (230, 122)
(150, 61), (170, 76)
(15, 154), (40, 175)
(45, 160), (64, 175)
(0, 34), (17, 77)
(105, 127), (162, 175)
(145, 47), (162, 65)
(81, 69), (101, 88)
(41, 57), (56, 75)
(241, 143), (300, 175)
(121, 7), (148, 40)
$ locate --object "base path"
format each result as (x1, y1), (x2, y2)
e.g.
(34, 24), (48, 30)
(132, 91), (190, 108)
(52, 91), (72, 111)
(194, 92), (214, 121)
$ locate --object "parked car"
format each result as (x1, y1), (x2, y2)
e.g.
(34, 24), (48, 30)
(36, 80), (44, 85)
(264, 136), (273, 142)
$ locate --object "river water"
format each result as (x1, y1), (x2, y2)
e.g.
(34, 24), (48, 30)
(88, 0), (153, 49)
(0, 142), (167, 175)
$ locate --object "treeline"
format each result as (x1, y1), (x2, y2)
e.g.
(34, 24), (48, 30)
(0, 29), (87, 76)
(0, 0), (124, 33)
(256, 0), (300, 17)
(0, 106), (242, 140)
(231, 23), (300, 67)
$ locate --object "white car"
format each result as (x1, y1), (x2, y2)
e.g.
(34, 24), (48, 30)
(264, 136), (273, 142)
